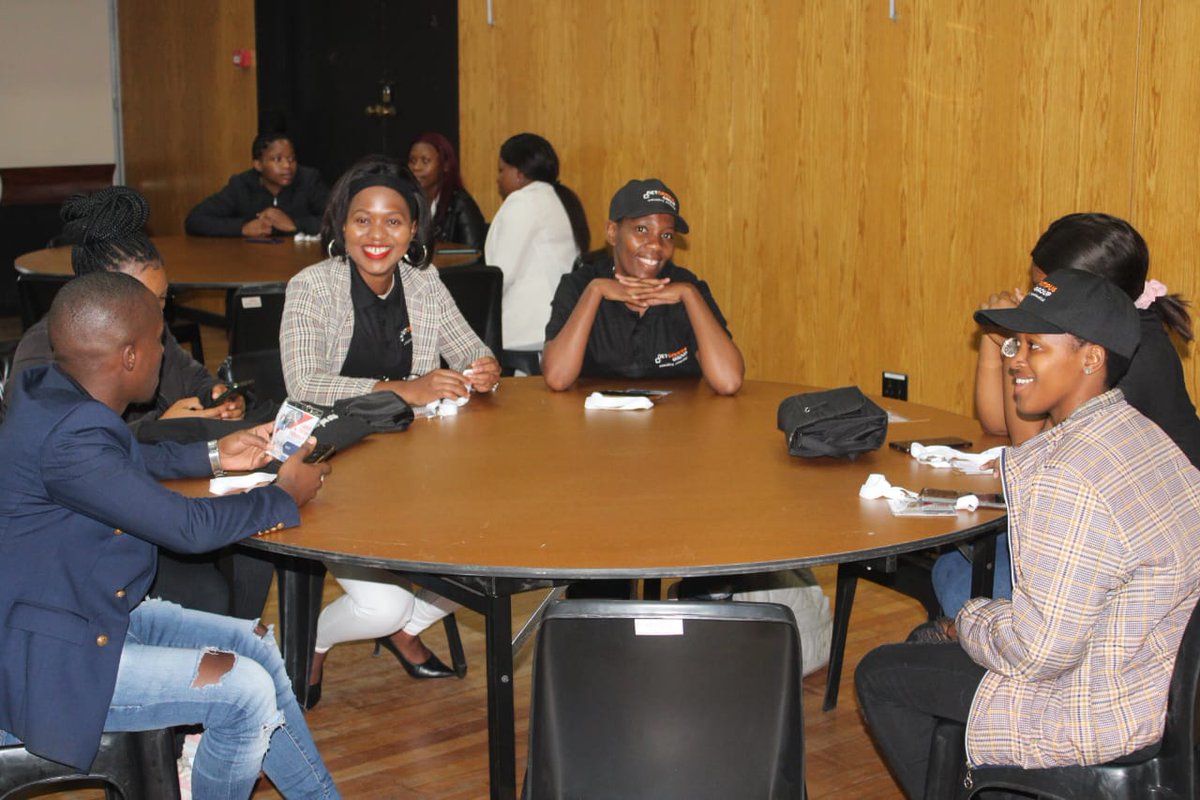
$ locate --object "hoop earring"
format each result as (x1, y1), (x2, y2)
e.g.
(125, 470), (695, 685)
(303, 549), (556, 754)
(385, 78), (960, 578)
(327, 240), (336, 259)
(403, 242), (430, 266)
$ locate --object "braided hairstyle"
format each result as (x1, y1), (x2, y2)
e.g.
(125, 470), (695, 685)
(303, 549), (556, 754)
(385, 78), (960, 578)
(59, 186), (161, 276)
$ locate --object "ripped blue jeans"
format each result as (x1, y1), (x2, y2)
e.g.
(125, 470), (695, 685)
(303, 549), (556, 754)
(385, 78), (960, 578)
(103, 599), (338, 799)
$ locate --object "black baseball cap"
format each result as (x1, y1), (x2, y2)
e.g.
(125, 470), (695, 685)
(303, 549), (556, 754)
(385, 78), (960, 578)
(974, 268), (1140, 358)
(608, 179), (689, 234)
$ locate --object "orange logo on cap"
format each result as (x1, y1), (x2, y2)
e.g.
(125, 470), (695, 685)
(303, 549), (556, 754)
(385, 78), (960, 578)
(642, 189), (678, 212)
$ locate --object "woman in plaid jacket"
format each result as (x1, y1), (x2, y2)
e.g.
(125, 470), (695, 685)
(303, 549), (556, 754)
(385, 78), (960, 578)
(280, 156), (500, 707)
(856, 268), (1200, 798)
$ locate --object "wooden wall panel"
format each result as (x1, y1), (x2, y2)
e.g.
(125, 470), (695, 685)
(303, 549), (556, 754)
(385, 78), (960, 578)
(1132, 1), (1200, 399)
(118, 0), (256, 235)
(460, 1), (1141, 414)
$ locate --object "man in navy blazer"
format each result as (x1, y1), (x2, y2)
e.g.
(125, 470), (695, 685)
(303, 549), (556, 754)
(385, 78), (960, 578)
(0, 272), (340, 798)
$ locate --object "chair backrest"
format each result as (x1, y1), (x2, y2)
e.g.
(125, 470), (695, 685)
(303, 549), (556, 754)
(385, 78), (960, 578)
(1155, 595), (1200, 793)
(16, 273), (70, 331)
(524, 599), (806, 800)
(220, 348), (287, 405)
(228, 283), (287, 356)
(437, 265), (503, 356)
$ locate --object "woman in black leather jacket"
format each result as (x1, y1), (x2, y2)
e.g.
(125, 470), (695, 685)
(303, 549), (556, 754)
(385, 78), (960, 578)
(407, 132), (487, 249)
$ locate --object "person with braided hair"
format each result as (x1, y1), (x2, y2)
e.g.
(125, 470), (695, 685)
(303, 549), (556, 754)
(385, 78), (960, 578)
(185, 133), (328, 238)
(12, 186), (277, 621)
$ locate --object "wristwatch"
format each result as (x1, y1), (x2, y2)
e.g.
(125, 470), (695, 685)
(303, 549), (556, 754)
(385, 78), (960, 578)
(207, 440), (225, 477)
(1000, 336), (1020, 359)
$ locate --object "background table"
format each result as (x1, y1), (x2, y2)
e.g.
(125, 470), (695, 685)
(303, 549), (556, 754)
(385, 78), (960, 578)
(172, 377), (1004, 799)
(15, 236), (481, 289)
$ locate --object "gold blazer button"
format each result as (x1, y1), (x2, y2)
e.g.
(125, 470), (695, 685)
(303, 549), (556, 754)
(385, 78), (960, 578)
(96, 634), (109, 646)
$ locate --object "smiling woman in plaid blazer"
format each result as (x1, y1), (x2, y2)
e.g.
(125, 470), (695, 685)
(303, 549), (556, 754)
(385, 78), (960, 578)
(280, 155), (501, 708)
(855, 267), (1200, 799)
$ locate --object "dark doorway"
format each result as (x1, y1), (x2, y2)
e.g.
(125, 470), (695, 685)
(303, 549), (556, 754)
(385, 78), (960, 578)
(255, 0), (458, 187)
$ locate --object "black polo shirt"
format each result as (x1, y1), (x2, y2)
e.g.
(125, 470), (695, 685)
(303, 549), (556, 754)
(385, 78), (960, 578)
(340, 263), (413, 381)
(544, 257), (732, 379)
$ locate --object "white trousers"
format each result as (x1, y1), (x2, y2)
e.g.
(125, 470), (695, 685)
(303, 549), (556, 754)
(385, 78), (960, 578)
(313, 562), (459, 653)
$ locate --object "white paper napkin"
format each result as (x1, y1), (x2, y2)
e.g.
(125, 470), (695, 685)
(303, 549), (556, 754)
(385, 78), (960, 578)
(584, 392), (655, 411)
(210, 472), (276, 495)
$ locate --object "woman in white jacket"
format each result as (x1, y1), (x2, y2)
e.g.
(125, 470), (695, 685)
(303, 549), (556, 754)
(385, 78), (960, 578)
(484, 133), (590, 363)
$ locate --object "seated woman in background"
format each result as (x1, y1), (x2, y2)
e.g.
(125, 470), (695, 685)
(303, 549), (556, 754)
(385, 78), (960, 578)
(280, 155), (500, 706)
(484, 132), (590, 361)
(542, 178), (743, 395)
(185, 132), (328, 237)
(928, 212), (1200, 623)
(856, 268), (1200, 799)
(12, 186), (275, 620)
(408, 131), (486, 249)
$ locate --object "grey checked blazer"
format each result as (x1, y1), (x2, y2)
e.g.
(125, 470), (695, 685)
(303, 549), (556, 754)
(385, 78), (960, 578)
(280, 256), (491, 405)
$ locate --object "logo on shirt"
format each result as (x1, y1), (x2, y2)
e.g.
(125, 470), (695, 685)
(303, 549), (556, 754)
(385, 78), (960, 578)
(654, 346), (690, 367)
(642, 189), (679, 213)
(399, 324), (413, 347)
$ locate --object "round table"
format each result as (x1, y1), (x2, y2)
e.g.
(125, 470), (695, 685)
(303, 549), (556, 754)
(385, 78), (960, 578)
(15, 236), (482, 289)
(172, 376), (1005, 799)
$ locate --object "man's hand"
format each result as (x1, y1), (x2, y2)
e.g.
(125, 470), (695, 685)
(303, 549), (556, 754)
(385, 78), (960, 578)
(241, 217), (273, 238)
(258, 207), (297, 233)
(217, 422), (274, 472)
(275, 438), (330, 508)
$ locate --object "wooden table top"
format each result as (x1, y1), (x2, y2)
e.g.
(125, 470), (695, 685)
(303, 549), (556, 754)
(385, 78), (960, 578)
(15, 236), (482, 289)
(172, 378), (1005, 579)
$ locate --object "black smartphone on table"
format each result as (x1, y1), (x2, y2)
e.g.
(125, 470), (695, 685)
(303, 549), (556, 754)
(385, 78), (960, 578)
(889, 436), (973, 453)
(304, 443), (336, 464)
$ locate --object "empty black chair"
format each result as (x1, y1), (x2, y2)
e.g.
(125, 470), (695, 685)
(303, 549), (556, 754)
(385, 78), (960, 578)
(437, 265), (503, 357)
(523, 599), (806, 799)
(923, 595), (1200, 800)
(16, 273), (69, 331)
(227, 283), (287, 356)
(0, 729), (181, 800)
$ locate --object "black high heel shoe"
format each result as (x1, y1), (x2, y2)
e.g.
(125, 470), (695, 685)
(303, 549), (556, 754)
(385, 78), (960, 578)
(304, 680), (322, 711)
(373, 637), (456, 679)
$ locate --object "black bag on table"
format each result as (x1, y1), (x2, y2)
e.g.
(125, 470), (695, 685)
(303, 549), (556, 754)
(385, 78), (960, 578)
(777, 386), (888, 459)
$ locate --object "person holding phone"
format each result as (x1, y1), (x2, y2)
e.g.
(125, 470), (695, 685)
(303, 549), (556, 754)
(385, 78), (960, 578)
(280, 155), (500, 706)
(185, 132), (329, 238)
(0, 271), (337, 798)
(542, 178), (744, 395)
(929, 213), (1200, 623)
(9, 187), (275, 621)
(856, 268), (1200, 798)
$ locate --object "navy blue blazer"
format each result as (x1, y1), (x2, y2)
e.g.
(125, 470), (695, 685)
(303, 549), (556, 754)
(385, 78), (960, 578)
(0, 365), (299, 770)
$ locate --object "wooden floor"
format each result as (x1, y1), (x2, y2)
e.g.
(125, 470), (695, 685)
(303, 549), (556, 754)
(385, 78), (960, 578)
(5, 311), (920, 799)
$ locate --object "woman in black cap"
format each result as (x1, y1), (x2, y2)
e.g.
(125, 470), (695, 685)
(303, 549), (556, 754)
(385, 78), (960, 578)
(856, 268), (1200, 798)
(542, 178), (744, 395)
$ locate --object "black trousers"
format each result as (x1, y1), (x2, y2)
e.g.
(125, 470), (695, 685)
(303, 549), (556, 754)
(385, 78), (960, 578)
(151, 547), (276, 619)
(855, 642), (985, 799)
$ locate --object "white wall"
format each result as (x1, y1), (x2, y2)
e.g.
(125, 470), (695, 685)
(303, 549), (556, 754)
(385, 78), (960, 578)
(0, 0), (116, 168)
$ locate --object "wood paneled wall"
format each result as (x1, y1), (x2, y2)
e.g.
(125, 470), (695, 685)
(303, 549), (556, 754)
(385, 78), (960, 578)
(117, 0), (257, 235)
(461, 1), (1199, 414)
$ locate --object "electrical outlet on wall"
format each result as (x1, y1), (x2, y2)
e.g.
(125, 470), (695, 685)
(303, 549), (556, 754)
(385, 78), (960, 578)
(882, 371), (908, 401)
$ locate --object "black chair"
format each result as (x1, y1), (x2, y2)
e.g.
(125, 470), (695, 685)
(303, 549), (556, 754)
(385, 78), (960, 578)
(0, 338), (19, 424)
(0, 729), (181, 800)
(523, 599), (806, 799)
(438, 265), (503, 357)
(924, 596), (1200, 800)
(16, 272), (69, 331)
(823, 525), (1002, 711)
(219, 348), (288, 405)
(500, 349), (542, 377)
(227, 283), (287, 356)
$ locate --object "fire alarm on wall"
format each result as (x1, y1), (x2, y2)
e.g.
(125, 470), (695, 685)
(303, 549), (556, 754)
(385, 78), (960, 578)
(232, 49), (254, 69)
